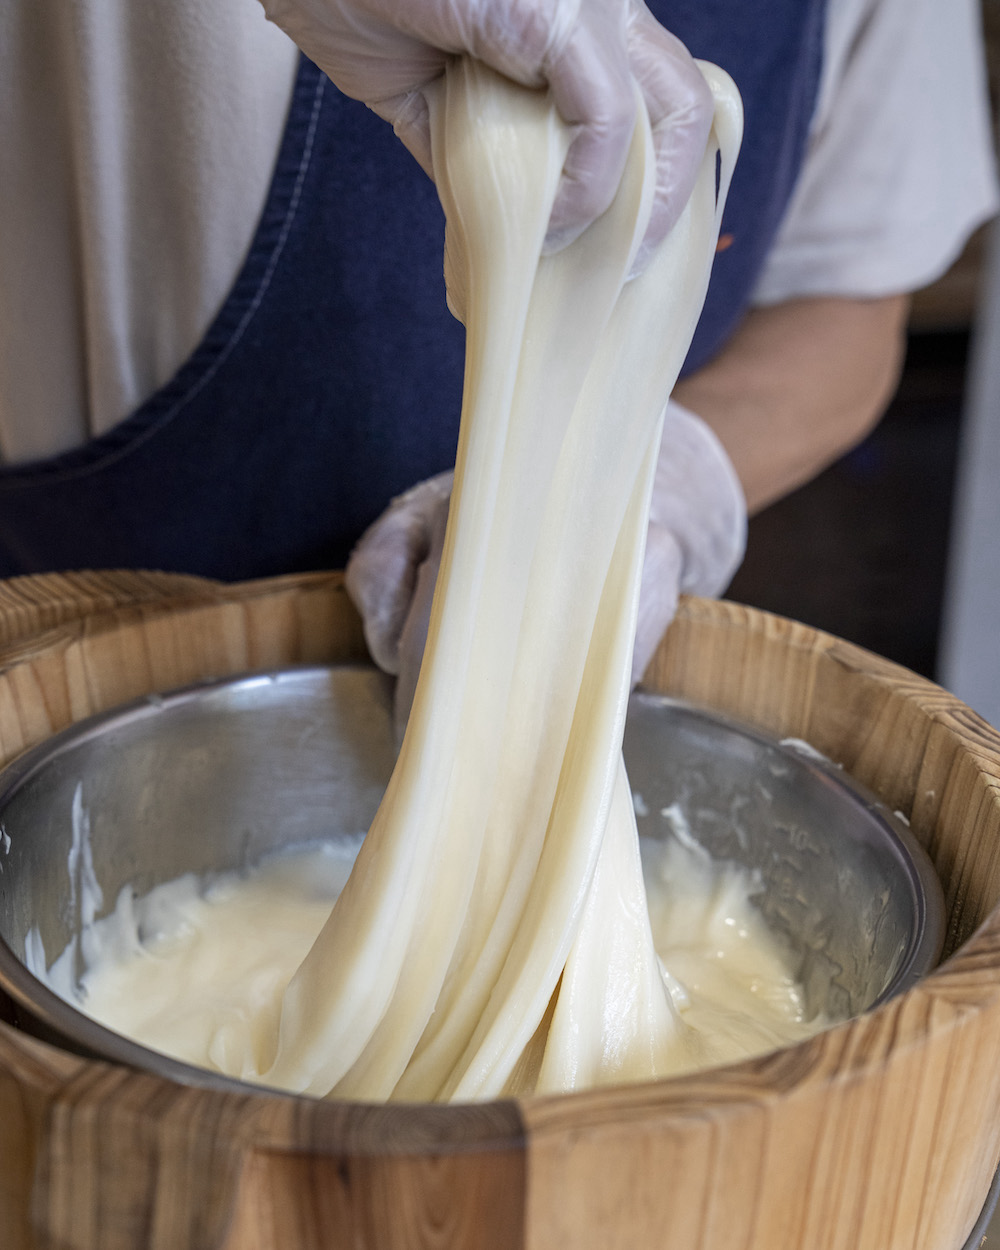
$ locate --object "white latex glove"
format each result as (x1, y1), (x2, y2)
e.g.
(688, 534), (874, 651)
(630, 400), (746, 683)
(345, 471), (452, 738)
(259, 0), (714, 256)
(345, 402), (746, 731)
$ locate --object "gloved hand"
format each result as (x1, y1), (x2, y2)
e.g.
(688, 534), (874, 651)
(259, 0), (713, 258)
(630, 400), (746, 683)
(345, 470), (452, 739)
(345, 402), (747, 733)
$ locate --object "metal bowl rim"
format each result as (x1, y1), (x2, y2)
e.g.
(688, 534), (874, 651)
(630, 688), (946, 1008)
(0, 666), (946, 1100)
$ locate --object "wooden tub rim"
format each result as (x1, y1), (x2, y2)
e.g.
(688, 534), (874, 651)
(0, 575), (999, 1163)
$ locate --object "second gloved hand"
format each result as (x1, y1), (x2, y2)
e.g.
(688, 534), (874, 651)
(345, 401), (747, 733)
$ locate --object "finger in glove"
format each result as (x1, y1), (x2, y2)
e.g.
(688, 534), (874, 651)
(344, 471), (454, 675)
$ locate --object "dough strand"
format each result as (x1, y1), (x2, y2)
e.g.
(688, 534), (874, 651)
(263, 57), (742, 1100)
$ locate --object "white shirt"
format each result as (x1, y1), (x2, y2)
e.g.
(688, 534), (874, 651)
(0, 0), (298, 462)
(754, 0), (999, 304)
(0, 0), (995, 464)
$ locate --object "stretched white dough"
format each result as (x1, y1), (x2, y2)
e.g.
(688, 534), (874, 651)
(265, 58), (743, 1101)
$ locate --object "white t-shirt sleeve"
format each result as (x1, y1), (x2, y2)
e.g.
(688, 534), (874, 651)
(753, 0), (999, 306)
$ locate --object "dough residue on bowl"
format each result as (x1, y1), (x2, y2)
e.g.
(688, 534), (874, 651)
(43, 829), (829, 1089)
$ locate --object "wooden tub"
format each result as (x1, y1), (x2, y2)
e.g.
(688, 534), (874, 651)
(0, 569), (999, 1250)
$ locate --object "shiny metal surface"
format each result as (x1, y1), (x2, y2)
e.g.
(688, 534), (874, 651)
(624, 694), (945, 1021)
(0, 667), (944, 1092)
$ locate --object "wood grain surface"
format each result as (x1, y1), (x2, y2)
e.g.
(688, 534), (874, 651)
(0, 571), (998, 1250)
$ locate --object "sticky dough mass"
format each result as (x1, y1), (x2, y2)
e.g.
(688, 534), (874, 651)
(64, 60), (761, 1100)
(268, 60), (743, 1100)
(69, 833), (824, 1086)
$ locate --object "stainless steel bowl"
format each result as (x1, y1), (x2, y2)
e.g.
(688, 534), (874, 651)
(0, 666), (945, 1091)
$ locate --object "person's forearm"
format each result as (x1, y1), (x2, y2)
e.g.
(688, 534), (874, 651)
(672, 295), (911, 514)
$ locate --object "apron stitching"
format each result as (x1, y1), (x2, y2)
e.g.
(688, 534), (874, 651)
(0, 70), (327, 494)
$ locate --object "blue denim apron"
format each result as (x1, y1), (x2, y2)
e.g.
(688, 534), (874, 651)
(0, 0), (824, 580)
